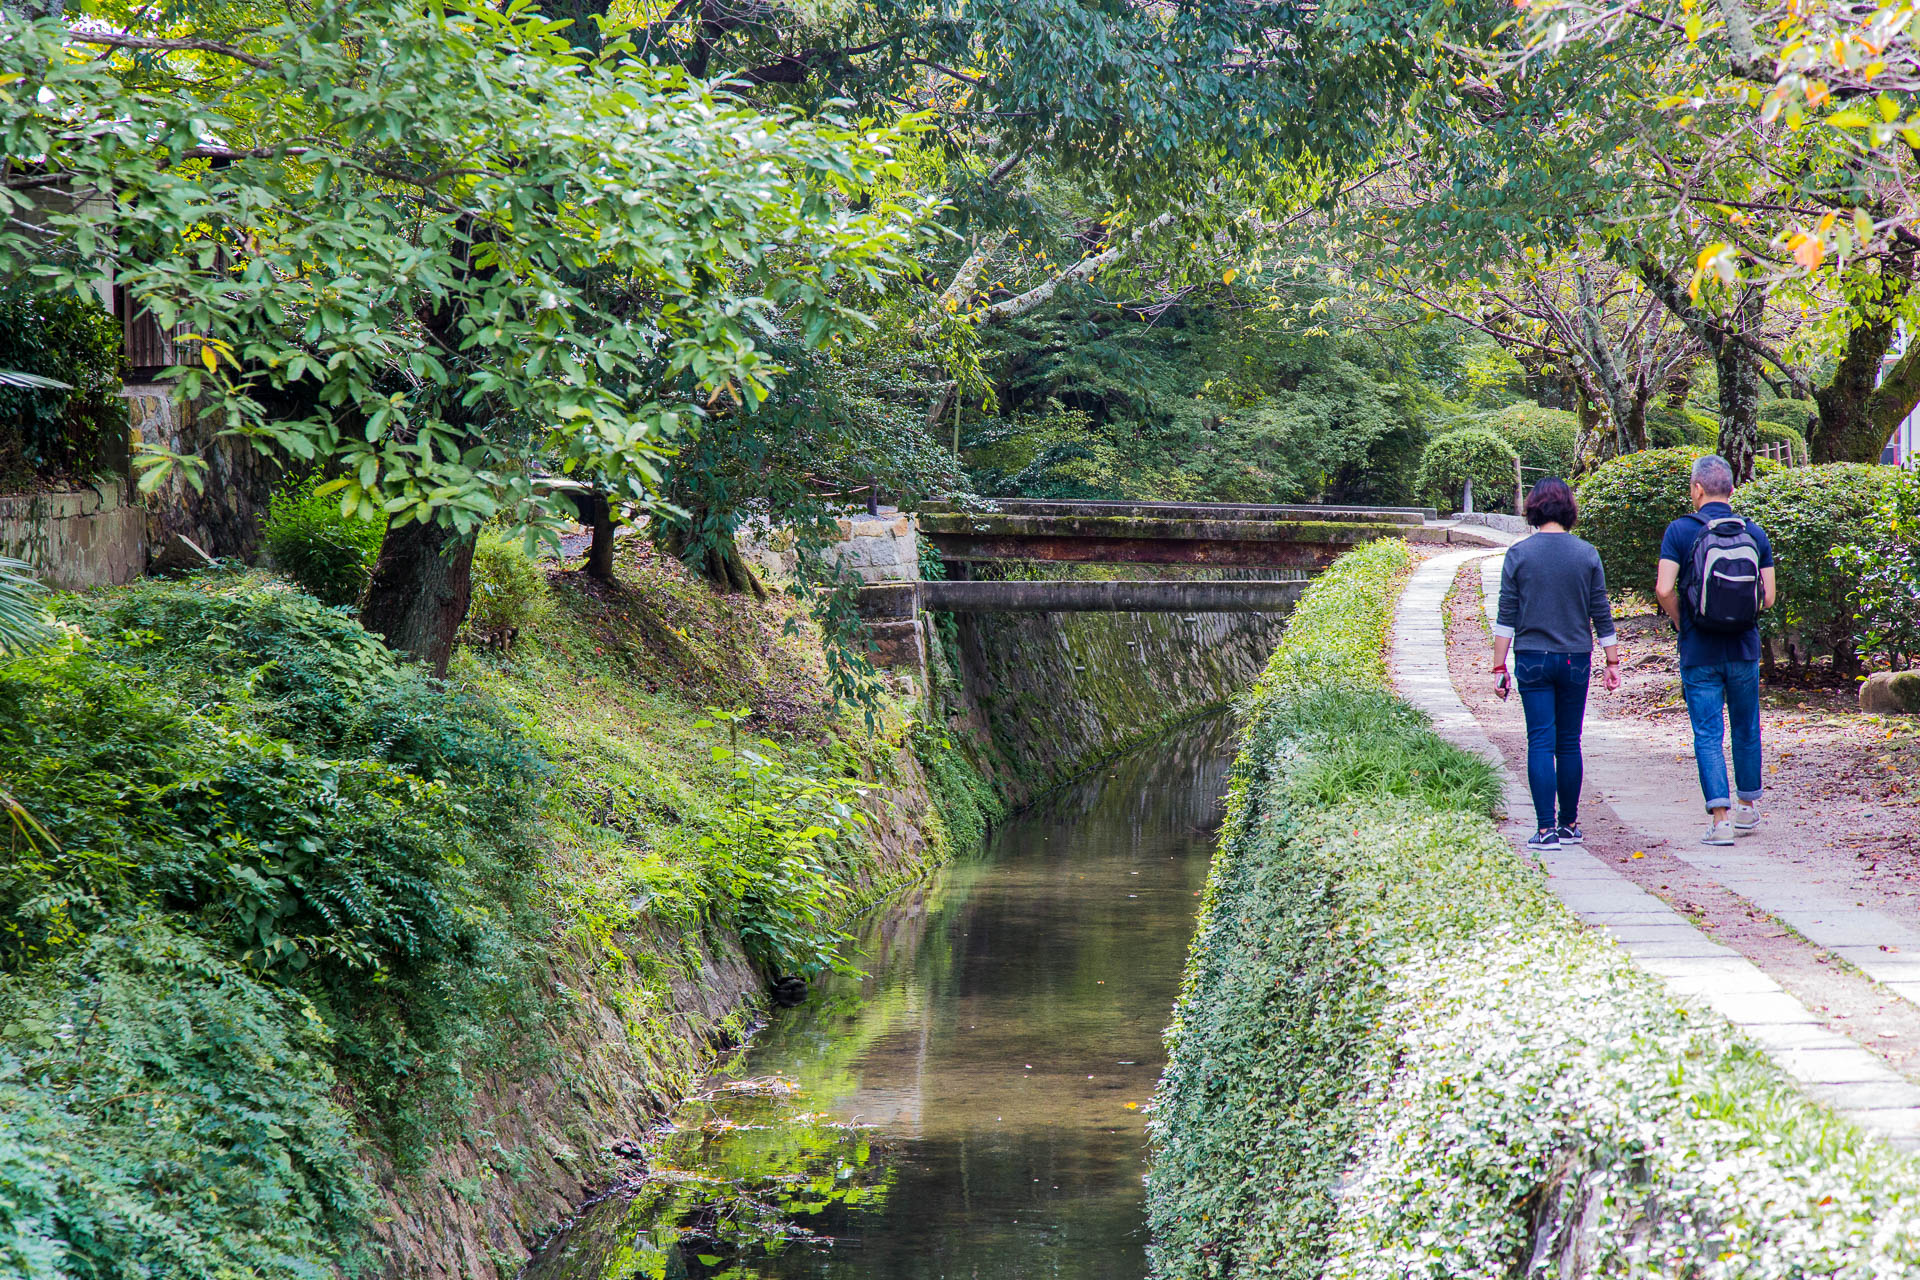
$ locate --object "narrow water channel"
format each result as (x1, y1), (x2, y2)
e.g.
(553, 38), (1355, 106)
(527, 714), (1236, 1280)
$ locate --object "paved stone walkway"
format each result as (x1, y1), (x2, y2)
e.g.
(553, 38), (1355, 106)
(1394, 547), (1920, 1150)
(1473, 555), (1920, 1005)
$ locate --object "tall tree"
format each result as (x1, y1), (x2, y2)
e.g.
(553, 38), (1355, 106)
(1, 0), (936, 671)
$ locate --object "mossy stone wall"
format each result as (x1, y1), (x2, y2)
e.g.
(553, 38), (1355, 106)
(944, 604), (1289, 805)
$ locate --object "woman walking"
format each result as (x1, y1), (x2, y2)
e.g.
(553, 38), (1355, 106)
(1490, 477), (1622, 852)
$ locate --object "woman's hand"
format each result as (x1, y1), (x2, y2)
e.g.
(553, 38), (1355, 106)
(1603, 662), (1622, 692)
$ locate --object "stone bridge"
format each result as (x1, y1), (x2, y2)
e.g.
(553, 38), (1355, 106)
(843, 500), (1506, 676)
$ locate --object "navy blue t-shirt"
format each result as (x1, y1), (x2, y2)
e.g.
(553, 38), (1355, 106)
(1658, 501), (1774, 668)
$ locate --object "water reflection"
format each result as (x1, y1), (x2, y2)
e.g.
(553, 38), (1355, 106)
(526, 714), (1237, 1280)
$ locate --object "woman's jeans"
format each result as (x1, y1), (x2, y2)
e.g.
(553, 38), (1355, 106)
(1680, 659), (1763, 813)
(1515, 651), (1591, 833)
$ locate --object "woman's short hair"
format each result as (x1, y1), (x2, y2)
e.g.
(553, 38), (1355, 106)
(1525, 477), (1578, 529)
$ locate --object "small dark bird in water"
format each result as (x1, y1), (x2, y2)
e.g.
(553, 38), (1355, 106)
(770, 975), (808, 1006)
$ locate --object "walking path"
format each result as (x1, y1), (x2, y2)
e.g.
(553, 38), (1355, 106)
(1392, 546), (1920, 1150)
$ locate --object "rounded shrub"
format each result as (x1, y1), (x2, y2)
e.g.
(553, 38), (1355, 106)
(1471, 402), (1579, 479)
(1736, 463), (1896, 669)
(1757, 419), (1810, 465)
(262, 476), (386, 606)
(1416, 428), (1519, 514)
(464, 530), (554, 648)
(1577, 447), (1705, 596)
(1645, 406), (1719, 450)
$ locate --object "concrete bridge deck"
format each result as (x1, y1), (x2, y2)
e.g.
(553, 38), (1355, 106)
(916, 500), (1486, 569)
(859, 578), (1309, 617)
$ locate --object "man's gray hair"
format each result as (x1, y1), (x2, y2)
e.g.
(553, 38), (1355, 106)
(1691, 454), (1735, 497)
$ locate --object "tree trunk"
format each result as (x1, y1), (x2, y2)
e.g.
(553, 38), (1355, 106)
(1637, 257), (1763, 481)
(587, 496), (616, 581)
(569, 489), (617, 581)
(1571, 393), (1609, 478)
(661, 520), (766, 598)
(1811, 312), (1893, 462)
(361, 519), (478, 677)
(1625, 388), (1651, 454)
(1715, 331), (1761, 483)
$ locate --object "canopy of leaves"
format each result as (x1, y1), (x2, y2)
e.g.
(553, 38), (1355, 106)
(962, 286), (1443, 505)
(0, 0), (938, 542)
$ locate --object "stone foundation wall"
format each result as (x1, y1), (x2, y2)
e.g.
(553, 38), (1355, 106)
(934, 584), (1291, 807)
(127, 383), (280, 564)
(825, 512), (919, 584)
(0, 479), (145, 589)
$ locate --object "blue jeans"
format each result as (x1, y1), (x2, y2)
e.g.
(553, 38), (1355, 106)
(1680, 659), (1763, 813)
(1516, 651), (1590, 832)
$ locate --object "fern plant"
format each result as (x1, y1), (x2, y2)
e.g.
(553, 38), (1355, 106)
(0, 556), (52, 656)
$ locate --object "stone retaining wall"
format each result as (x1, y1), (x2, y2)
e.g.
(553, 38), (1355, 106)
(825, 512), (920, 584)
(0, 479), (145, 589)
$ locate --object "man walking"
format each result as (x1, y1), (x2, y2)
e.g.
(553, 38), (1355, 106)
(1654, 455), (1777, 846)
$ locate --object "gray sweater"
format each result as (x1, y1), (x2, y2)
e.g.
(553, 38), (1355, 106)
(1494, 532), (1617, 653)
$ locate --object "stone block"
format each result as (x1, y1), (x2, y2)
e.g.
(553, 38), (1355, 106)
(1861, 671), (1920, 715)
(864, 618), (923, 671)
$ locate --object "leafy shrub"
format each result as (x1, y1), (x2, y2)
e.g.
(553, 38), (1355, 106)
(0, 924), (371, 1280)
(1415, 427), (1519, 514)
(690, 707), (870, 978)
(1576, 446), (1704, 596)
(1466, 402), (1580, 479)
(464, 530), (555, 648)
(1739, 463), (1897, 669)
(0, 290), (129, 485)
(262, 474), (385, 606)
(15, 581), (546, 1138)
(1836, 469), (1920, 669)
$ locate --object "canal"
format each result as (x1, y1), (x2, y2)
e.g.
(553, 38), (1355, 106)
(527, 713), (1236, 1279)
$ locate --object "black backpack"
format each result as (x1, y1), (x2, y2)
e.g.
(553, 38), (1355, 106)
(1685, 513), (1764, 633)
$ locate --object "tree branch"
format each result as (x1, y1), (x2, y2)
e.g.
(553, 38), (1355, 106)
(980, 211), (1178, 323)
(66, 31), (275, 71)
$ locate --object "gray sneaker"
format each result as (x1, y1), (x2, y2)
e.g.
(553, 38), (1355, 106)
(1701, 819), (1735, 846)
(1733, 803), (1760, 832)
(1526, 829), (1561, 852)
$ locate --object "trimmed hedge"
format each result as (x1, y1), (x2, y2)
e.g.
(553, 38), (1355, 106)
(1148, 541), (1920, 1279)
(1449, 403), (1580, 480)
(1416, 428), (1519, 514)
(1739, 464), (1896, 668)
(1576, 446), (1703, 596)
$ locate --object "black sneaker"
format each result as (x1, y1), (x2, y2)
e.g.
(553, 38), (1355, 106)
(1556, 825), (1584, 849)
(1526, 829), (1560, 852)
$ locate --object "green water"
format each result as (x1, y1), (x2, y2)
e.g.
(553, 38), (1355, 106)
(525, 714), (1234, 1280)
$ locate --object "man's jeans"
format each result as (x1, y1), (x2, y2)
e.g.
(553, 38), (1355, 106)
(1680, 659), (1763, 813)
(1516, 651), (1590, 832)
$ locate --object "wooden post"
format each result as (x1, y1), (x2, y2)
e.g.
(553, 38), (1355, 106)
(1515, 457), (1525, 516)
